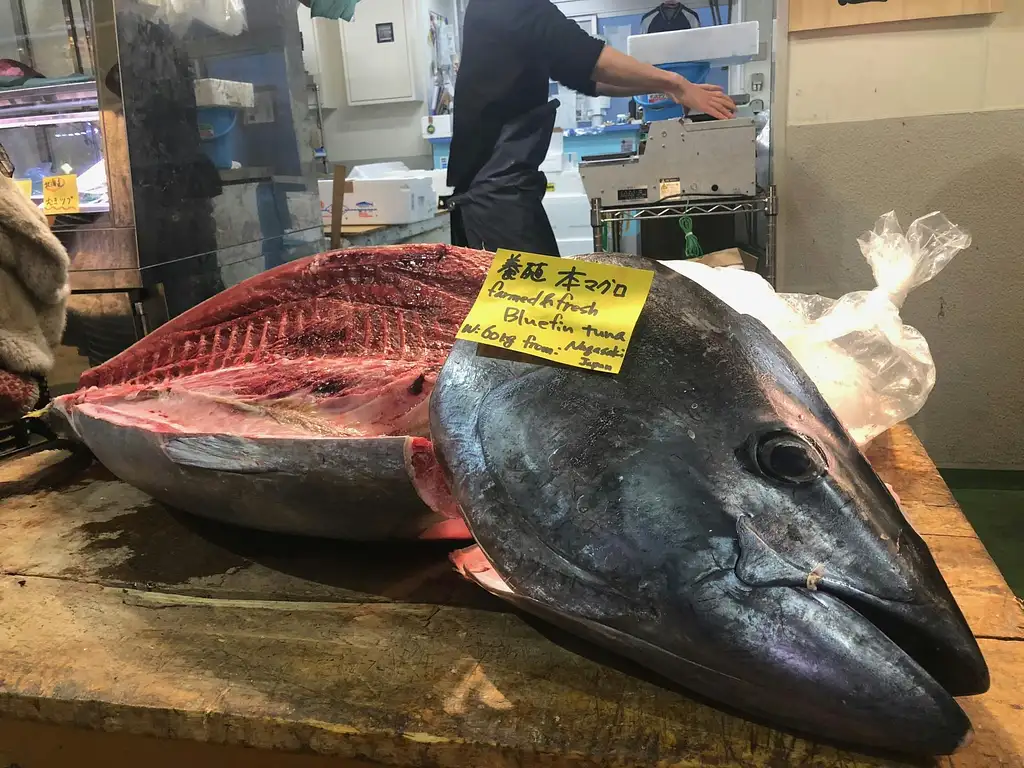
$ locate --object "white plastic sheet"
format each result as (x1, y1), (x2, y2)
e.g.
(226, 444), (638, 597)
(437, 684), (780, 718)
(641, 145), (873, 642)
(661, 211), (971, 446)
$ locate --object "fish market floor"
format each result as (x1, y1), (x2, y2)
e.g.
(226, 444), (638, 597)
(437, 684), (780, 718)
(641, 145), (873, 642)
(942, 469), (1024, 599)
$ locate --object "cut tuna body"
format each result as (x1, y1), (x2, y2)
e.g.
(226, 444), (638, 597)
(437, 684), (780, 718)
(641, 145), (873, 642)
(53, 244), (488, 539)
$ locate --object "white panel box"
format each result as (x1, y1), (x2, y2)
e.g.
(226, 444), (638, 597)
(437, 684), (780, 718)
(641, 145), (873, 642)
(341, 0), (423, 105)
(422, 114), (453, 139)
(627, 21), (759, 67)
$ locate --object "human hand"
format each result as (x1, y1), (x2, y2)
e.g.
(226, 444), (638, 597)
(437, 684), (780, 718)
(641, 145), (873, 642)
(671, 80), (736, 120)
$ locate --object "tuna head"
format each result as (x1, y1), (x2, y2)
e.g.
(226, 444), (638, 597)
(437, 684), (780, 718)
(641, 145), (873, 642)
(429, 254), (988, 755)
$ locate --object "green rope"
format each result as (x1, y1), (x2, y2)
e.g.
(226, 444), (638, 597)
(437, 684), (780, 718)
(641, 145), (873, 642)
(680, 216), (703, 259)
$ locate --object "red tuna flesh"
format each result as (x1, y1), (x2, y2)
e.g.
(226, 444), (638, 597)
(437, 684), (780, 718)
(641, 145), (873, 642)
(52, 244), (489, 540)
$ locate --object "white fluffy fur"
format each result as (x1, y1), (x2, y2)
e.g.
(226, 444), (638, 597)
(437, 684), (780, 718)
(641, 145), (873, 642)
(0, 173), (71, 376)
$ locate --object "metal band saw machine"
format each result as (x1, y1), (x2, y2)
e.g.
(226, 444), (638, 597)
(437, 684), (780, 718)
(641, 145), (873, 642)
(580, 21), (764, 207)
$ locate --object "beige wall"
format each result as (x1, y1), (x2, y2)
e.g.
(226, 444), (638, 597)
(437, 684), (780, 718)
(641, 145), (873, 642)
(788, 5), (1024, 126)
(779, 4), (1024, 468)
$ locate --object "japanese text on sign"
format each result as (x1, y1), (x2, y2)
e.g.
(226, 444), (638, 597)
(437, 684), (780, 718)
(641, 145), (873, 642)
(456, 250), (654, 374)
(42, 174), (80, 215)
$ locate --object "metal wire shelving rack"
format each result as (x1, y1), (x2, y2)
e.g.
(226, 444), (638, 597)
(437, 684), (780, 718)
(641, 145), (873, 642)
(589, 184), (778, 286)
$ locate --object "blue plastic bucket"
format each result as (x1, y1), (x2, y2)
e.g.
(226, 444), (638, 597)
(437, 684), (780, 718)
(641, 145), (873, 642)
(197, 106), (242, 169)
(635, 62), (712, 121)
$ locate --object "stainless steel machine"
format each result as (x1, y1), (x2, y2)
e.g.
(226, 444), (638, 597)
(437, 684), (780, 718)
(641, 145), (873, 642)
(579, 116), (757, 205)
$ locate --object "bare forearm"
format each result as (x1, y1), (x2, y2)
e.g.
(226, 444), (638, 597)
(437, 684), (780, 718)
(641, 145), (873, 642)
(591, 46), (684, 96)
(592, 45), (737, 121)
(596, 82), (643, 98)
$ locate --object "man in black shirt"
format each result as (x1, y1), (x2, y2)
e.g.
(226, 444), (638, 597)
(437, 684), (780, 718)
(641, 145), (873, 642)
(447, 0), (735, 256)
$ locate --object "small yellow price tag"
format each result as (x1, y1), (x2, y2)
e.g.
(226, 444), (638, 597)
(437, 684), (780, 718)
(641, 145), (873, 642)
(42, 174), (80, 215)
(14, 179), (32, 199)
(456, 250), (655, 374)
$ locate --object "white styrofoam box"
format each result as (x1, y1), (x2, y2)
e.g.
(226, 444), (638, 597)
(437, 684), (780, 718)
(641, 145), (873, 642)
(544, 168), (586, 197)
(557, 237), (595, 258)
(194, 78), (255, 109)
(549, 130), (564, 156)
(381, 170), (451, 199)
(543, 193), (591, 240)
(414, 169), (452, 198)
(540, 131), (565, 173)
(355, 167), (450, 200)
(319, 177), (435, 226)
(348, 162), (411, 179)
(540, 152), (564, 174)
(422, 114), (453, 139)
(627, 21), (759, 67)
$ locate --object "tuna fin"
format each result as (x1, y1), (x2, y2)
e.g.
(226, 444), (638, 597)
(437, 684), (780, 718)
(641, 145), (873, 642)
(44, 398), (82, 442)
(734, 516), (811, 588)
(163, 435), (284, 474)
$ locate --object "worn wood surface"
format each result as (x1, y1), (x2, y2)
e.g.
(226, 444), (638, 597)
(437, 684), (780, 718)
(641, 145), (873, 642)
(789, 0), (1003, 32)
(0, 718), (383, 768)
(0, 424), (1021, 767)
(322, 211), (451, 242)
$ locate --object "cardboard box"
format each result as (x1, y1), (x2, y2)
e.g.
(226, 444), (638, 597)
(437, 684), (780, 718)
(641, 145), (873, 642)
(319, 177), (435, 226)
(694, 247), (758, 271)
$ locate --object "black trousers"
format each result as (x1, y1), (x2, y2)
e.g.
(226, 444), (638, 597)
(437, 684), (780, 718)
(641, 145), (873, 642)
(449, 182), (560, 257)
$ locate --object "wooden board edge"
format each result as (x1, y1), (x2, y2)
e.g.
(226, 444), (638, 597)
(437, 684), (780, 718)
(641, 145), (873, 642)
(789, 0), (1004, 33)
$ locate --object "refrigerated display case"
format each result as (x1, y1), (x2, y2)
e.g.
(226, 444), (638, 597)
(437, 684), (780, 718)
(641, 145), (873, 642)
(0, 0), (324, 368)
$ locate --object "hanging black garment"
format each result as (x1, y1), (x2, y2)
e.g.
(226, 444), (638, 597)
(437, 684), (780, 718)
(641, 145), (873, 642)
(642, 3), (700, 34)
(449, 100), (560, 257)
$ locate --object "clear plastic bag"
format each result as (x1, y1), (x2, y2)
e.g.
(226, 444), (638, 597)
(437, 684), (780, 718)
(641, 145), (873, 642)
(660, 211), (971, 446)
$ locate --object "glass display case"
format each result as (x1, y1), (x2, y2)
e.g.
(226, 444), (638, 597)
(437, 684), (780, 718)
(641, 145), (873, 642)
(0, 0), (324, 368)
(1, 0), (103, 208)
(0, 92), (106, 211)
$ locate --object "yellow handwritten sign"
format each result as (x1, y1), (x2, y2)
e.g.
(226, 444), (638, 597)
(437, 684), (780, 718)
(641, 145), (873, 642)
(14, 179), (32, 200)
(456, 250), (655, 374)
(42, 174), (80, 215)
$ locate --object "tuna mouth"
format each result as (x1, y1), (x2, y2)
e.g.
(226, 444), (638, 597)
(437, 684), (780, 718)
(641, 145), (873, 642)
(826, 587), (989, 697)
(452, 541), (977, 755)
(733, 515), (988, 701)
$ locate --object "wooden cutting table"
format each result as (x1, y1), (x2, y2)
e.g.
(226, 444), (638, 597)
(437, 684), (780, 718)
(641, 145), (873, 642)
(0, 425), (1021, 767)
(324, 212), (452, 250)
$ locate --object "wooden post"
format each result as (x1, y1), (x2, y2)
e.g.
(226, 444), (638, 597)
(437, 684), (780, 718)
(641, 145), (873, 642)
(330, 164), (347, 251)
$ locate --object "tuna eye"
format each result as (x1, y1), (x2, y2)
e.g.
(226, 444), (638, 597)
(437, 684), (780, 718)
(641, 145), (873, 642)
(755, 432), (824, 485)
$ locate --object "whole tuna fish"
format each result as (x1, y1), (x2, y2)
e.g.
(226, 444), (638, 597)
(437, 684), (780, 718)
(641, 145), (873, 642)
(429, 253), (989, 754)
(51, 245), (488, 540)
